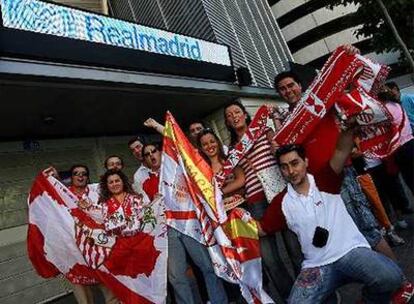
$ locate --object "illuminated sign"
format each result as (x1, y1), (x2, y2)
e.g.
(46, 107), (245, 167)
(0, 0), (232, 66)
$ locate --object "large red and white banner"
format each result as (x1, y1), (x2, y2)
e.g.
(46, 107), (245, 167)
(27, 174), (168, 304)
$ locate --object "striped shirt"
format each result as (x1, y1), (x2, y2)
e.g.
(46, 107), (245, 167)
(238, 129), (277, 204)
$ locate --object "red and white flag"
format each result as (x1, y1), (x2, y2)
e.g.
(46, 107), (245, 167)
(27, 174), (168, 304)
(160, 112), (273, 303)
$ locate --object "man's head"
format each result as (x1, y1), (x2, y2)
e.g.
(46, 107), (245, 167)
(104, 155), (124, 171)
(70, 164), (90, 188)
(378, 82), (400, 103)
(142, 142), (162, 171)
(188, 121), (206, 142)
(385, 81), (401, 101)
(274, 71), (303, 107)
(275, 144), (308, 187)
(128, 136), (144, 161)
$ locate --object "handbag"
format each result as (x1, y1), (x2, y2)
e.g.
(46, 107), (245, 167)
(246, 157), (286, 203)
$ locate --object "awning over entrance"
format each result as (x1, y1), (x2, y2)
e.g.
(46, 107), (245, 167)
(0, 57), (277, 140)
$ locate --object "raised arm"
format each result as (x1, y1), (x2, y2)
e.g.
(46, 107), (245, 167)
(329, 121), (356, 174)
(42, 166), (59, 179)
(144, 118), (165, 135)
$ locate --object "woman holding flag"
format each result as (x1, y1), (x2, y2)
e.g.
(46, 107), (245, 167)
(223, 101), (294, 302)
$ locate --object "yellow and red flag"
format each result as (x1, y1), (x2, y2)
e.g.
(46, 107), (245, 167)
(160, 112), (273, 303)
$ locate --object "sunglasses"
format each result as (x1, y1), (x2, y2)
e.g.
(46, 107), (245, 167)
(144, 148), (158, 157)
(72, 171), (88, 177)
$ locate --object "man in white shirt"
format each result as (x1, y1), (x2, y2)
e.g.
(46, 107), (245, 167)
(260, 128), (403, 303)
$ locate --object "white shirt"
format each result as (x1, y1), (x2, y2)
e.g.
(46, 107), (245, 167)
(132, 165), (150, 192)
(133, 164), (152, 202)
(223, 144), (229, 155)
(282, 174), (370, 269)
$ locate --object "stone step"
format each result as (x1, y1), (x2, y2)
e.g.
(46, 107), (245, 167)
(0, 241), (71, 304)
(0, 254), (32, 281)
(1, 276), (70, 304)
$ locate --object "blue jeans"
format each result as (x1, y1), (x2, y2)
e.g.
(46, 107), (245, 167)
(246, 200), (294, 301)
(288, 247), (403, 304)
(167, 228), (228, 304)
(341, 166), (382, 247)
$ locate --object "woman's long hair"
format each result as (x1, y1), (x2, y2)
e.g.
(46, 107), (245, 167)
(197, 129), (227, 165)
(223, 101), (252, 146)
(99, 169), (135, 203)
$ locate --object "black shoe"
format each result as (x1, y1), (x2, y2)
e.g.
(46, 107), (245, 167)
(401, 207), (414, 215)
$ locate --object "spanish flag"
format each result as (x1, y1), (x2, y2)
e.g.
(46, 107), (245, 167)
(160, 112), (273, 303)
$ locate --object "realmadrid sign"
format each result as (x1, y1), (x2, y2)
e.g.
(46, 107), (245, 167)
(0, 0), (231, 66)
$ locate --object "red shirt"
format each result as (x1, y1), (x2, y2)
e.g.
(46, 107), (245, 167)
(303, 112), (339, 174)
(142, 172), (159, 201)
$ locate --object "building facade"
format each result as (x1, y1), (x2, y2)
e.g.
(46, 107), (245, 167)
(108, 0), (293, 88)
(269, 0), (413, 89)
(0, 1), (290, 302)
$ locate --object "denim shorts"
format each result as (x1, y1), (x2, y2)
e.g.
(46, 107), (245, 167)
(341, 166), (382, 247)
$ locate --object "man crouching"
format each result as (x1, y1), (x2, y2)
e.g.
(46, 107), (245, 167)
(259, 126), (403, 303)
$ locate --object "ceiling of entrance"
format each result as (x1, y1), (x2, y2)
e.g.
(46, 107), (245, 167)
(0, 77), (235, 140)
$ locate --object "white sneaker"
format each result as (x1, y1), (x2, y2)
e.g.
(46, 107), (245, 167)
(335, 290), (342, 304)
(387, 230), (405, 247)
(397, 220), (408, 229)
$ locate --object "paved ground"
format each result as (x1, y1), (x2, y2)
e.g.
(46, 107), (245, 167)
(340, 214), (414, 303)
(52, 214), (414, 304)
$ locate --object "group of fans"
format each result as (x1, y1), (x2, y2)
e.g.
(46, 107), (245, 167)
(39, 44), (414, 304)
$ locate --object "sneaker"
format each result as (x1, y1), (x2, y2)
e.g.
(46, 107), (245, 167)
(392, 281), (414, 304)
(396, 220), (409, 230)
(335, 290), (342, 304)
(386, 230), (405, 247)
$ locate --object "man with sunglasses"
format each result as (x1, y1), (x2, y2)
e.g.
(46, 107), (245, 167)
(63, 165), (97, 304)
(136, 142), (228, 304)
(41, 165), (118, 304)
(68, 165), (98, 206)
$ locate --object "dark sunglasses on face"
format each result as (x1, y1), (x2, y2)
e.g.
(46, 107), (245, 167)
(144, 149), (158, 157)
(72, 171), (88, 177)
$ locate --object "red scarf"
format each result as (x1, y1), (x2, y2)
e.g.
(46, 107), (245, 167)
(218, 47), (395, 183)
(274, 47), (396, 160)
